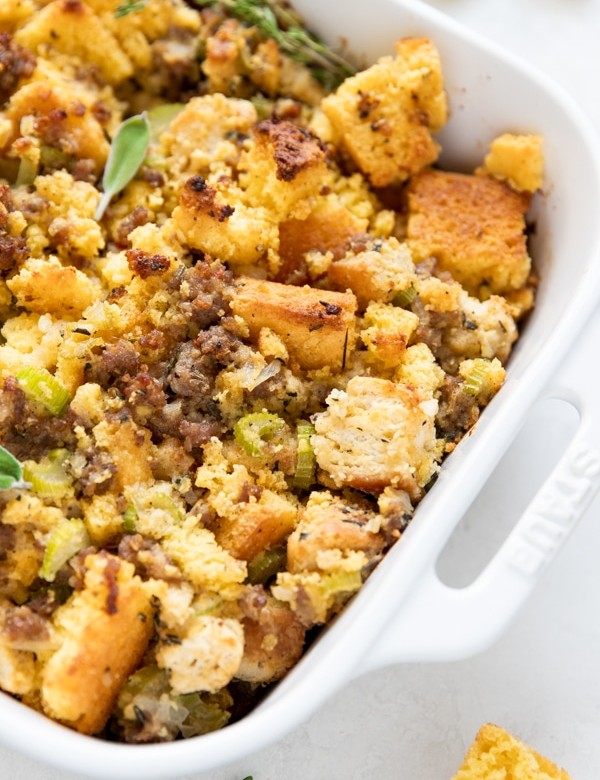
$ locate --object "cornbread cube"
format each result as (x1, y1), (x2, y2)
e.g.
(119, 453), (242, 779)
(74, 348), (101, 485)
(238, 118), (328, 220)
(277, 199), (368, 283)
(7, 257), (99, 318)
(172, 175), (278, 267)
(480, 133), (544, 193)
(407, 169), (532, 295)
(394, 343), (445, 397)
(360, 301), (420, 368)
(41, 553), (154, 735)
(3, 81), (110, 173)
(312, 375), (441, 497)
(321, 37), (447, 187)
(160, 94), (258, 175)
(231, 276), (357, 371)
(452, 723), (571, 780)
(287, 490), (384, 574)
(328, 237), (416, 310)
(14, 0), (133, 85)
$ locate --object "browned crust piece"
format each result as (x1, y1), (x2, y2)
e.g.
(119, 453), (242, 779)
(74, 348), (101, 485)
(407, 169), (531, 295)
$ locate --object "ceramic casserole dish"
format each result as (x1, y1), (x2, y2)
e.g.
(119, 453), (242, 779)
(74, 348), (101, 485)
(2, 0), (600, 777)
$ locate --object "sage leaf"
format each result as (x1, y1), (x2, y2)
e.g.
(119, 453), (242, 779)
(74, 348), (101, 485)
(0, 445), (29, 490)
(95, 112), (151, 221)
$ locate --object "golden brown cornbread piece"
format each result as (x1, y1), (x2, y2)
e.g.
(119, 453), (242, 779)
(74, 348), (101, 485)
(322, 37), (447, 187)
(452, 724), (571, 780)
(407, 169), (532, 295)
(480, 133), (544, 193)
(231, 276), (357, 371)
(41, 553), (153, 734)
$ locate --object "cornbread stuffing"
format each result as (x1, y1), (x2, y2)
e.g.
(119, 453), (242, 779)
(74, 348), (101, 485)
(0, 0), (543, 742)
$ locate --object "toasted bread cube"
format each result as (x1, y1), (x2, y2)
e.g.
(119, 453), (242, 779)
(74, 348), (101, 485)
(452, 723), (571, 780)
(361, 302), (420, 368)
(156, 614), (244, 695)
(14, 0), (133, 85)
(328, 237), (416, 310)
(313, 376), (440, 497)
(214, 490), (298, 561)
(41, 553), (153, 734)
(321, 38), (447, 187)
(407, 169), (532, 295)
(231, 276), (357, 371)
(480, 133), (544, 193)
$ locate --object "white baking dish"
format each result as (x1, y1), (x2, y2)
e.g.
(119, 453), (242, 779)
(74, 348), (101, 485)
(2, 0), (600, 777)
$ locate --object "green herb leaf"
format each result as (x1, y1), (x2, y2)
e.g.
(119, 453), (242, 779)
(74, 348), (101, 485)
(146, 103), (185, 143)
(95, 112), (151, 221)
(0, 445), (29, 490)
(192, 0), (356, 90)
(114, 0), (148, 18)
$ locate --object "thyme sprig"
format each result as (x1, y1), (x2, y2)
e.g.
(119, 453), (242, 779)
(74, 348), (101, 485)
(193, 0), (356, 90)
(115, 0), (148, 17)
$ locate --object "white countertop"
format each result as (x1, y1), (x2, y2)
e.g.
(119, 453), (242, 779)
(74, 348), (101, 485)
(3, 2), (600, 778)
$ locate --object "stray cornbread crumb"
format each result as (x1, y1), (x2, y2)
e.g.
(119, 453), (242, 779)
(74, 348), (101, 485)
(452, 724), (571, 780)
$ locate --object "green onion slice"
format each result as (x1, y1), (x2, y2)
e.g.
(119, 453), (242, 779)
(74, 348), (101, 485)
(40, 519), (90, 582)
(234, 412), (286, 457)
(293, 421), (315, 491)
(16, 367), (70, 416)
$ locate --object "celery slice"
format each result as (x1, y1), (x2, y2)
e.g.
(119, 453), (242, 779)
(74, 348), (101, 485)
(234, 412), (286, 457)
(122, 503), (138, 533)
(40, 519), (90, 582)
(463, 359), (493, 396)
(246, 546), (286, 585)
(16, 367), (70, 416)
(293, 422), (316, 491)
(392, 285), (417, 308)
(23, 459), (71, 499)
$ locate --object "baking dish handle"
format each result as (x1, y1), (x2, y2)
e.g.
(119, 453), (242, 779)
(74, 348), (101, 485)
(359, 347), (600, 672)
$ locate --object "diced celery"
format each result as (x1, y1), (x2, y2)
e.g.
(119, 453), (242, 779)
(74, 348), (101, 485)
(16, 367), (70, 416)
(233, 412), (286, 457)
(246, 546), (287, 585)
(293, 421), (316, 491)
(40, 519), (90, 582)
(23, 459), (71, 499)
